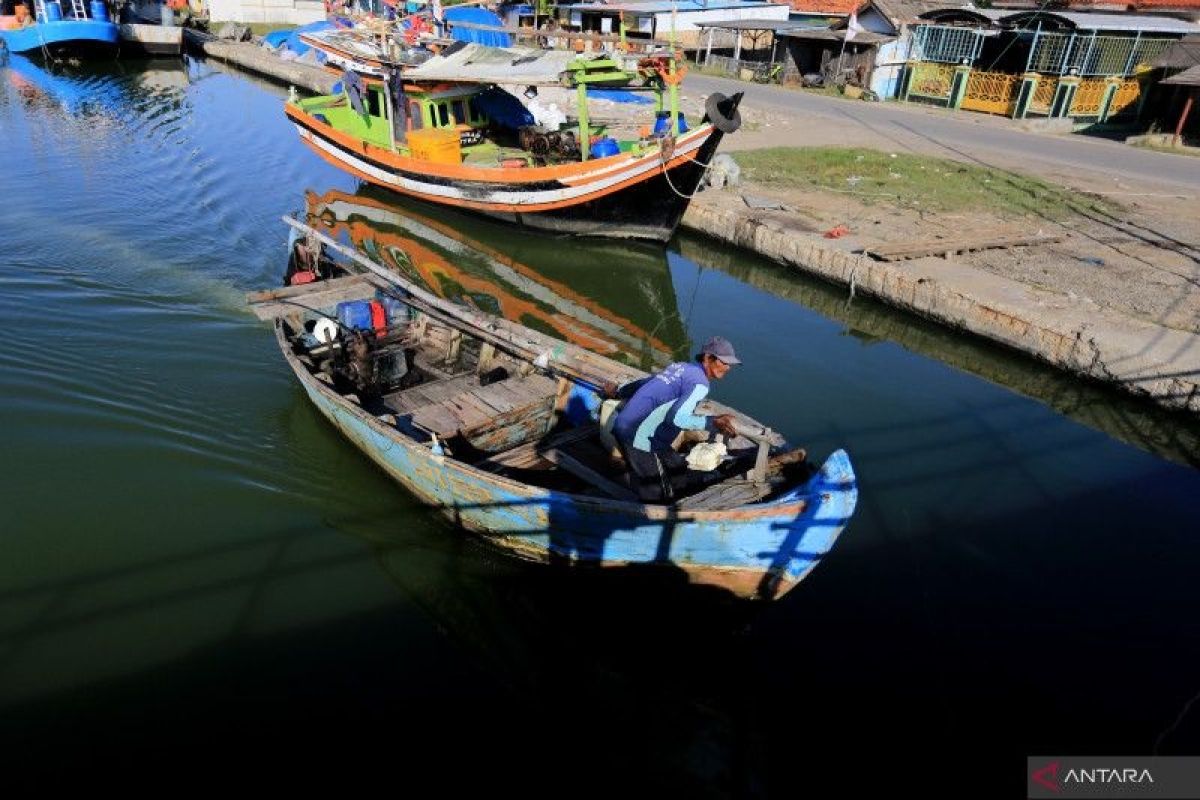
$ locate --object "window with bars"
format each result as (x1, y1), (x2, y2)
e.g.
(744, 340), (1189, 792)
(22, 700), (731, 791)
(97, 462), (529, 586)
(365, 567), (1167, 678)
(1028, 32), (1176, 77)
(911, 25), (985, 64)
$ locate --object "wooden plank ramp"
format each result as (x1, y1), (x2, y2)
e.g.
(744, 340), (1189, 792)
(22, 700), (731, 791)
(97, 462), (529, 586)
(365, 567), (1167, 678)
(863, 229), (1064, 262)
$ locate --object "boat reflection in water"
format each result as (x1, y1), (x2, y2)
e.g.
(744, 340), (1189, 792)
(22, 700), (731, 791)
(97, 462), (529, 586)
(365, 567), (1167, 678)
(302, 186), (688, 371)
(0, 52), (188, 117)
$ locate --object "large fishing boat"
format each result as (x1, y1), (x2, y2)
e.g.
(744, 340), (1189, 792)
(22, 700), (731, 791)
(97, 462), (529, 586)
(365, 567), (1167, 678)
(0, 0), (118, 60)
(247, 218), (857, 601)
(285, 43), (742, 241)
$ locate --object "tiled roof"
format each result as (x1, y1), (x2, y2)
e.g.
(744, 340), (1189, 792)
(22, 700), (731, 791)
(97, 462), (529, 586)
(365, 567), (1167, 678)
(1132, 0), (1200, 7)
(867, 0), (954, 26)
(788, 0), (859, 14)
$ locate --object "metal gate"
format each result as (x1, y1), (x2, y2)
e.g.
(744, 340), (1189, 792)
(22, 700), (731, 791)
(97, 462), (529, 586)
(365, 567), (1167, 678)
(961, 70), (1019, 116)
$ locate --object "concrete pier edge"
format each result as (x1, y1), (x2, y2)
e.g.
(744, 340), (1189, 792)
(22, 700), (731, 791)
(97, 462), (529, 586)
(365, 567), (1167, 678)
(681, 198), (1200, 415)
(183, 28), (338, 95)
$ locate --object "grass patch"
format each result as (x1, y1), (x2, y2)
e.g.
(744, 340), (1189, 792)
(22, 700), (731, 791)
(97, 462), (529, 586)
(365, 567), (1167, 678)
(732, 147), (1116, 219)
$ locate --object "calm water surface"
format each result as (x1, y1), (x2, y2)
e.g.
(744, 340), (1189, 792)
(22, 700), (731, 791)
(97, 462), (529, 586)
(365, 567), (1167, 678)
(1, 54), (1198, 794)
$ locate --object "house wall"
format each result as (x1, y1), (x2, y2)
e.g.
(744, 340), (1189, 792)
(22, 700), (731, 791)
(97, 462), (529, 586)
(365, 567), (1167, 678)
(857, 7), (894, 34)
(652, 5), (790, 45)
(870, 37), (909, 97)
(206, 0), (326, 23)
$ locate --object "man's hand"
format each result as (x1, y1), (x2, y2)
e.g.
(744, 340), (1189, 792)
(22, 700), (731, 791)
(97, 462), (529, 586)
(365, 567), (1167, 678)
(601, 381), (620, 400)
(712, 413), (738, 438)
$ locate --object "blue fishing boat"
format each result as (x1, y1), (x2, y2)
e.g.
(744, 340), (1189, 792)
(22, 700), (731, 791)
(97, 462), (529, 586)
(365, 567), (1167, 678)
(0, 0), (118, 61)
(247, 218), (857, 601)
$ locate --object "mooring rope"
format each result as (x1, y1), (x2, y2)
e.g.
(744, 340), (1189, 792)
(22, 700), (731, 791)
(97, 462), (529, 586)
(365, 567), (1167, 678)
(660, 149), (715, 200)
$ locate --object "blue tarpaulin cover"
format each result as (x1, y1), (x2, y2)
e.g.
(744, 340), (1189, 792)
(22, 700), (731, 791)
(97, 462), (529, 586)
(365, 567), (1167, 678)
(587, 88), (653, 105)
(263, 20), (333, 56)
(472, 86), (534, 130)
(444, 6), (510, 47)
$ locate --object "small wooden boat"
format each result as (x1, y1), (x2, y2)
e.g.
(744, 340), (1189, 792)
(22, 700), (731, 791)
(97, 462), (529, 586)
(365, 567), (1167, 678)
(0, 0), (118, 60)
(247, 219), (857, 601)
(285, 43), (743, 241)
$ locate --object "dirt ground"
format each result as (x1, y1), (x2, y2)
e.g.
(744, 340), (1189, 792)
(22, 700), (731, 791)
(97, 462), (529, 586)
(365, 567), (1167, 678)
(521, 84), (1200, 336)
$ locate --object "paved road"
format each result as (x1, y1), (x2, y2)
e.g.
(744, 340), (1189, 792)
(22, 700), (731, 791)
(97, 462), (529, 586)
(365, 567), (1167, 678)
(689, 74), (1200, 192)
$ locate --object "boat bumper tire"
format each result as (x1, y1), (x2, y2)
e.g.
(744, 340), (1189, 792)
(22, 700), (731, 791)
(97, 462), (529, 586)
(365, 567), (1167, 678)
(704, 92), (743, 134)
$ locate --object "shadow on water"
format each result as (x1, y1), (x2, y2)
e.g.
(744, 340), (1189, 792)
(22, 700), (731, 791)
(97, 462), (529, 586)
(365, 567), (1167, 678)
(745, 465), (1200, 797)
(0, 504), (771, 795)
(675, 234), (1200, 469)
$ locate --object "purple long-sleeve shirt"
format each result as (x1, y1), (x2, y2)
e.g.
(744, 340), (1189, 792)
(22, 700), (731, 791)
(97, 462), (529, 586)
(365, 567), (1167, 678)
(612, 362), (715, 453)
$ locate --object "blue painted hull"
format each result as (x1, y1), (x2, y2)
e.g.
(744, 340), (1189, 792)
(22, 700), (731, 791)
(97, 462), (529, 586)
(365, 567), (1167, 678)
(0, 19), (118, 59)
(279, 326), (858, 600)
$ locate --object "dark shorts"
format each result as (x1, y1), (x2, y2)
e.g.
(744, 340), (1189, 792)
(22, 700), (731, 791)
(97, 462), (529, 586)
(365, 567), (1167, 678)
(618, 441), (711, 503)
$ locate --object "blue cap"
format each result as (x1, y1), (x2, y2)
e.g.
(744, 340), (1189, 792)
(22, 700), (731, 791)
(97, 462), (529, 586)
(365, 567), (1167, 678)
(701, 336), (741, 365)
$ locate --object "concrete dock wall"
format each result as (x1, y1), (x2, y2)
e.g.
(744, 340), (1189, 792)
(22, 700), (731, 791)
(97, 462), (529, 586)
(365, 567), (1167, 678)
(183, 28), (338, 95)
(682, 199), (1200, 414)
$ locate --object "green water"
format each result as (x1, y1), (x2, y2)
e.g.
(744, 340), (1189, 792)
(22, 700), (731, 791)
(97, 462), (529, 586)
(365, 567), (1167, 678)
(1, 54), (1198, 795)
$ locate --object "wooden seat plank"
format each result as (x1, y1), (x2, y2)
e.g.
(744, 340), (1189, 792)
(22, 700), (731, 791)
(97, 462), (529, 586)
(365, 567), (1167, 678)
(475, 424), (601, 472)
(540, 447), (638, 501)
(676, 479), (770, 511)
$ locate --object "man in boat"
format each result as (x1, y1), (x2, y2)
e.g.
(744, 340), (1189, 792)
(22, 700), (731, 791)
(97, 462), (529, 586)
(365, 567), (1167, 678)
(610, 337), (740, 502)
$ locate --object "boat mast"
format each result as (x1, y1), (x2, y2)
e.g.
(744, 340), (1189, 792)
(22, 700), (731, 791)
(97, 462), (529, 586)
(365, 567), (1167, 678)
(383, 68), (397, 151)
(670, 3), (680, 136)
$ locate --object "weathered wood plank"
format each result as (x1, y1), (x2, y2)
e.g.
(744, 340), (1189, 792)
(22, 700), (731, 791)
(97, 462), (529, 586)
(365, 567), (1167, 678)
(406, 405), (463, 438)
(442, 396), (493, 431)
(245, 275), (376, 321)
(463, 387), (515, 415)
(864, 230), (1063, 262)
(476, 424), (601, 472)
(451, 393), (503, 424)
(676, 479), (770, 511)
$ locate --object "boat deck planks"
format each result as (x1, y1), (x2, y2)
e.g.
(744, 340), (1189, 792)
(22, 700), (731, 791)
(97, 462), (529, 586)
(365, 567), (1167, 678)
(476, 423), (601, 472)
(387, 372), (557, 439)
